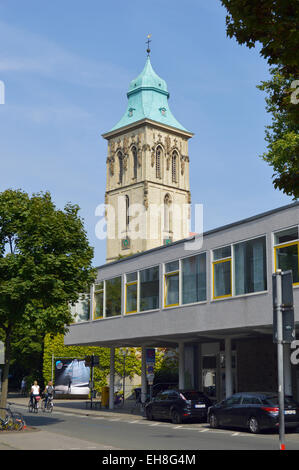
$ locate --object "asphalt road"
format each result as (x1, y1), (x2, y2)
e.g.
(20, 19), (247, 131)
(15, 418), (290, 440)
(3, 404), (298, 451)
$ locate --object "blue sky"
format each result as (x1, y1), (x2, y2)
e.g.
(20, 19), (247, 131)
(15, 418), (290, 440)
(0, 0), (292, 266)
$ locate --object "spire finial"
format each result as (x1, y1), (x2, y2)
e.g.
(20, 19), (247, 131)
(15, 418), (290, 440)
(146, 34), (152, 57)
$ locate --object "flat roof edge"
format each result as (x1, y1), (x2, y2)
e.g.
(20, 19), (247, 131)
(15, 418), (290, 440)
(95, 201), (299, 270)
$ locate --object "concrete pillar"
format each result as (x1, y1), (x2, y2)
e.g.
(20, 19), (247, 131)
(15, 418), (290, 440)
(109, 347), (115, 409)
(225, 337), (233, 398)
(141, 347), (147, 404)
(284, 344), (292, 396)
(178, 342), (185, 389)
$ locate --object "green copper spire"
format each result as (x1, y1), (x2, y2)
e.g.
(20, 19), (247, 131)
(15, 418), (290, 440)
(108, 57), (190, 133)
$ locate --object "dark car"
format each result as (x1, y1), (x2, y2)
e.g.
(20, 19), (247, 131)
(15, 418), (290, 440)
(208, 392), (299, 434)
(145, 389), (213, 424)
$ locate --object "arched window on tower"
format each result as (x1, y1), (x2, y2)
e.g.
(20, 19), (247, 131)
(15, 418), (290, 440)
(118, 151), (123, 184)
(156, 146), (162, 179)
(132, 146), (138, 179)
(172, 151), (178, 183)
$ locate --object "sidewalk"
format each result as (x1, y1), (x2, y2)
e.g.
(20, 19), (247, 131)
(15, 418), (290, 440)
(0, 393), (143, 450)
(7, 393), (144, 421)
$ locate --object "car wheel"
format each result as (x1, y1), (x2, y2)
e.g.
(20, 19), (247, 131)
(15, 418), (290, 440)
(209, 413), (219, 429)
(171, 410), (182, 425)
(248, 416), (260, 434)
(146, 407), (153, 421)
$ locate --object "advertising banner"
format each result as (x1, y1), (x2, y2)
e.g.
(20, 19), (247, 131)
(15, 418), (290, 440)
(145, 348), (155, 365)
(54, 358), (90, 396)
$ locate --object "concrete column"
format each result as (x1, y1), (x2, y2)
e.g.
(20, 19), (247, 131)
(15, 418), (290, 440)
(109, 347), (115, 409)
(284, 344), (292, 396)
(178, 342), (185, 389)
(141, 347), (147, 404)
(225, 337), (233, 398)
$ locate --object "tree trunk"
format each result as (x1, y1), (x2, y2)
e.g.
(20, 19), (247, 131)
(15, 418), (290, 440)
(0, 329), (11, 409)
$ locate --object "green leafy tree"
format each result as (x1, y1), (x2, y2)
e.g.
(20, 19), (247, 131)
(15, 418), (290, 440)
(154, 348), (178, 385)
(220, 0), (299, 198)
(0, 189), (96, 408)
(220, 0), (298, 74)
(257, 68), (299, 198)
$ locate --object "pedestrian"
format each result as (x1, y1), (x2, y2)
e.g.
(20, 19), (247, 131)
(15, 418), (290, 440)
(68, 377), (72, 394)
(30, 380), (40, 408)
(43, 380), (54, 408)
(21, 377), (26, 396)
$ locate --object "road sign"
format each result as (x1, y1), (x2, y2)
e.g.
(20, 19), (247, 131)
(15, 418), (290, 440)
(147, 373), (155, 385)
(146, 349), (155, 365)
(273, 270), (295, 344)
(147, 365), (154, 375)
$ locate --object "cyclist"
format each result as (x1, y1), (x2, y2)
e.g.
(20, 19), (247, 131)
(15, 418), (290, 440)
(43, 380), (54, 408)
(30, 380), (40, 408)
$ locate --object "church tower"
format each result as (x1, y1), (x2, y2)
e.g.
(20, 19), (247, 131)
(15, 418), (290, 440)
(102, 55), (193, 263)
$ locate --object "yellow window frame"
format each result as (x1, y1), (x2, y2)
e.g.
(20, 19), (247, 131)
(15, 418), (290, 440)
(274, 240), (299, 286)
(93, 284), (104, 320)
(212, 258), (232, 300)
(125, 281), (138, 314)
(164, 271), (179, 308)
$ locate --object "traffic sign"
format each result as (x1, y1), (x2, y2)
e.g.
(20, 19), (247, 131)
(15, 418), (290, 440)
(273, 270), (295, 344)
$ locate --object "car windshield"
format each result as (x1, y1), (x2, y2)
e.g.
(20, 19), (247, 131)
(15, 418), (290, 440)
(181, 391), (205, 401)
(261, 395), (298, 407)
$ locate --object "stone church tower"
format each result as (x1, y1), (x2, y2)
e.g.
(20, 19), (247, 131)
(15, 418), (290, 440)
(102, 56), (193, 263)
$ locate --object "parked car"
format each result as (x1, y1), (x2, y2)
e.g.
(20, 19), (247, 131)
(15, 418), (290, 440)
(208, 392), (299, 433)
(145, 389), (213, 424)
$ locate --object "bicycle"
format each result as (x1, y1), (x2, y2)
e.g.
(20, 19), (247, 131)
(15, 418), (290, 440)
(42, 395), (54, 413)
(0, 403), (26, 431)
(131, 388), (149, 415)
(28, 395), (40, 413)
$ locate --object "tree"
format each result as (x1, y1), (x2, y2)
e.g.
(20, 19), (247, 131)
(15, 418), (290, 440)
(257, 68), (299, 199)
(0, 189), (96, 408)
(220, 0), (299, 74)
(220, 0), (299, 198)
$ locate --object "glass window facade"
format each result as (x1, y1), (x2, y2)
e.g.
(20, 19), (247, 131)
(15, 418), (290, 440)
(165, 260), (179, 273)
(140, 266), (160, 312)
(94, 282), (104, 319)
(234, 236), (267, 295)
(126, 272), (138, 314)
(105, 277), (122, 317)
(213, 246), (232, 299)
(182, 253), (206, 304)
(213, 246), (231, 261)
(165, 272), (179, 307)
(213, 260), (231, 298)
(71, 294), (90, 323)
(164, 261), (179, 307)
(274, 227), (299, 285)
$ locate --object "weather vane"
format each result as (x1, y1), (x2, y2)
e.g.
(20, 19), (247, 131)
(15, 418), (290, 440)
(146, 34), (152, 56)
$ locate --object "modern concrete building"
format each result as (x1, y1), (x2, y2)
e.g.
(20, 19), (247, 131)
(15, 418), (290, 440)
(65, 202), (299, 407)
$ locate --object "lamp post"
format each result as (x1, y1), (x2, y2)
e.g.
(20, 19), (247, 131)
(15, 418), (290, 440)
(120, 348), (128, 407)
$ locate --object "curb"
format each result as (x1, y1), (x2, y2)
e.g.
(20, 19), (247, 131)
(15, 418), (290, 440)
(10, 401), (145, 421)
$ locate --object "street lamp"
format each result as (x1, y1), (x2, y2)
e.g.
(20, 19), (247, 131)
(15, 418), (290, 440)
(120, 348), (128, 407)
